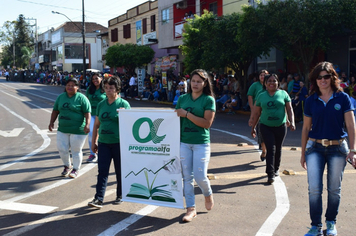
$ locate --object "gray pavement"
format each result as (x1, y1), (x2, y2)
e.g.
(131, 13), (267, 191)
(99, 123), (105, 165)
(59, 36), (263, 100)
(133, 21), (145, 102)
(0, 79), (356, 236)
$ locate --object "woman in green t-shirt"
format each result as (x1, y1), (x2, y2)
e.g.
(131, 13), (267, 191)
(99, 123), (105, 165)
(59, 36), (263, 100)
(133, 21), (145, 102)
(248, 70), (269, 161)
(175, 69), (216, 222)
(86, 73), (106, 163)
(49, 78), (91, 178)
(250, 74), (295, 184)
(88, 76), (131, 209)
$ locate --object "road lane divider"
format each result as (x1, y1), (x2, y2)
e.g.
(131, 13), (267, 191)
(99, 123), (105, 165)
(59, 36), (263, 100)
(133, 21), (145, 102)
(0, 103), (51, 171)
(211, 128), (290, 236)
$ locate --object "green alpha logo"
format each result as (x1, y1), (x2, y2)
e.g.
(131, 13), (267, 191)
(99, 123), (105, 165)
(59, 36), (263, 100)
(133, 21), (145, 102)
(132, 117), (166, 144)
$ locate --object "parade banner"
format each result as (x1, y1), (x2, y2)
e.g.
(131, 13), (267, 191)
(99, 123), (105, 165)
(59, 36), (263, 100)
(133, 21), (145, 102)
(119, 110), (184, 209)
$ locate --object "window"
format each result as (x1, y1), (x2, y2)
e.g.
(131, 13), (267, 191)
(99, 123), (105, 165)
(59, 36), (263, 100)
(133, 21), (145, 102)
(111, 28), (118, 42)
(123, 24), (131, 39)
(142, 18), (147, 34)
(52, 47), (56, 61)
(64, 45), (89, 59)
(151, 15), (156, 31)
(209, 2), (218, 15)
(162, 8), (169, 24)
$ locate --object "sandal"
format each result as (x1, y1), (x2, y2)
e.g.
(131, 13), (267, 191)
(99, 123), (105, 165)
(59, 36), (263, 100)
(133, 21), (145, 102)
(260, 152), (266, 161)
(182, 207), (197, 222)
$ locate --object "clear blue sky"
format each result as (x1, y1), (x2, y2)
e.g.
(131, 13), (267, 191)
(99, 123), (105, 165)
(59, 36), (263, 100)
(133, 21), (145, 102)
(1, 0), (149, 33)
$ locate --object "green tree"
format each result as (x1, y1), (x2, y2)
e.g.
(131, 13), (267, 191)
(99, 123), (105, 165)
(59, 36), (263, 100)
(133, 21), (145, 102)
(258, 0), (356, 83)
(181, 10), (272, 103)
(0, 14), (33, 69)
(105, 43), (155, 74)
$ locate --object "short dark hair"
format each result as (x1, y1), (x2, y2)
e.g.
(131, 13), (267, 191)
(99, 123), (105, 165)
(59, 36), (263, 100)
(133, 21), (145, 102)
(103, 76), (121, 93)
(263, 74), (281, 90)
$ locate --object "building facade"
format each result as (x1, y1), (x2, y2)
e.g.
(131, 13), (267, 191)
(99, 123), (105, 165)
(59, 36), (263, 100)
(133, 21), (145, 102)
(108, 0), (159, 74)
(34, 22), (107, 72)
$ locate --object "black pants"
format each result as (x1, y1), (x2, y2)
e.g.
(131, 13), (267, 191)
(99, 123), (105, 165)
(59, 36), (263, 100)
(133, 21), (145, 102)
(260, 123), (287, 176)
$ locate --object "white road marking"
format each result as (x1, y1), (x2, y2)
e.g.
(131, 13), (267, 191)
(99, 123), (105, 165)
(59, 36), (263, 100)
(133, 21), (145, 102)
(0, 103), (51, 171)
(211, 128), (290, 236)
(0, 128), (24, 137)
(0, 83), (57, 102)
(0, 201), (57, 214)
(5, 163), (97, 203)
(97, 205), (159, 236)
(37, 129), (57, 135)
(0, 90), (52, 113)
(2, 189), (116, 236)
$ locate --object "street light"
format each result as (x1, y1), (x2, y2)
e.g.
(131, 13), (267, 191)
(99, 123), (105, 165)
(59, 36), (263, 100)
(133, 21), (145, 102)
(52, 0), (86, 75)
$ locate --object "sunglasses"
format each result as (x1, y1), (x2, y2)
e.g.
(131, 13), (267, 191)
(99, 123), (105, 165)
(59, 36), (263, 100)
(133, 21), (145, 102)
(317, 74), (332, 80)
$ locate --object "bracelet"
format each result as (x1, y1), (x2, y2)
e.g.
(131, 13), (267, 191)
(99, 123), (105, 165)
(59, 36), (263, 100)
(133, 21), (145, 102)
(350, 149), (356, 153)
(186, 111), (189, 117)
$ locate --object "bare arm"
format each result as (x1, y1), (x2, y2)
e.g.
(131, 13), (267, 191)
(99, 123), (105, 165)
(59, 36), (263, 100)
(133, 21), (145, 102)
(250, 106), (261, 138)
(176, 108), (215, 129)
(285, 101), (295, 131)
(48, 110), (59, 132)
(300, 116), (312, 170)
(91, 118), (101, 154)
(84, 113), (91, 134)
(345, 111), (356, 168)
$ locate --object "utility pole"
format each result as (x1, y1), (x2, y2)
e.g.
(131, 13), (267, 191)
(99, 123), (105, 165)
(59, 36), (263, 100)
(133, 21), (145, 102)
(13, 32), (15, 68)
(82, 0), (86, 76)
(25, 18), (38, 68)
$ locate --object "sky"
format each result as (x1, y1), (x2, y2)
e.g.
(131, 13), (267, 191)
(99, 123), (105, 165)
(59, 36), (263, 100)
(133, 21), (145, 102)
(1, 0), (149, 33)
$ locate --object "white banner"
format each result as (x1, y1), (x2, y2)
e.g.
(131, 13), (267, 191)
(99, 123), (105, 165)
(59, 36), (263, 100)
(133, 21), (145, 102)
(119, 109), (184, 209)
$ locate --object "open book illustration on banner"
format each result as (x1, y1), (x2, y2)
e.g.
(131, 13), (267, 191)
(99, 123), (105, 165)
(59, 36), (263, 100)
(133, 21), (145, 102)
(125, 157), (180, 202)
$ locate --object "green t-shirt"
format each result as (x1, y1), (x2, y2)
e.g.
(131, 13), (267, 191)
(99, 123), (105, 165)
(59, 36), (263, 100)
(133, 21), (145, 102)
(255, 90), (291, 127)
(247, 81), (264, 104)
(96, 97), (131, 144)
(86, 87), (106, 116)
(53, 92), (91, 134)
(287, 80), (294, 94)
(175, 93), (215, 144)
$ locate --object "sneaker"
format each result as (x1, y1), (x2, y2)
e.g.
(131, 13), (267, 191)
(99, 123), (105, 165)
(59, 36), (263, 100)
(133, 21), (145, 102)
(304, 226), (323, 236)
(274, 170), (280, 177)
(113, 197), (122, 205)
(87, 154), (97, 163)
(88, 198), (103, 209)
(267, 174), (275, 184)
(326, 221), (337, 236)
(61, 166), (72, 177)
(68, 169), (78, 178)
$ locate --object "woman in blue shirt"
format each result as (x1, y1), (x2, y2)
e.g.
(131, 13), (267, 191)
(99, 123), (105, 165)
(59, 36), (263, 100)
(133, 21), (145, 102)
(301, 62), (356, 236)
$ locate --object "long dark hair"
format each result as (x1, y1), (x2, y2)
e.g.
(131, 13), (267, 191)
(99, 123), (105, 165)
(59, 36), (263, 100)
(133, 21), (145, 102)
(188, 69), (215, 98)
(309, 61), (342, 96)
(88, 73), (104, 94)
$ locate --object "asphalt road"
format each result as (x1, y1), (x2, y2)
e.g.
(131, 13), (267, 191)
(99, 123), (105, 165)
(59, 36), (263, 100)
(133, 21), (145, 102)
(0, 77), (355, 236)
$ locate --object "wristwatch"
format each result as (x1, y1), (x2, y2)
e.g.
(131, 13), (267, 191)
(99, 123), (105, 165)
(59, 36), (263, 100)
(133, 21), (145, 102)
(349, 149), (356, 153)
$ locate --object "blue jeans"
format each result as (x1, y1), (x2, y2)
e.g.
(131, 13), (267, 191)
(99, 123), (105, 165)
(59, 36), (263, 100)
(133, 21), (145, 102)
(180, 142), (212, 208)
(305, 140), (348, 227)
(95, 142), (122, 202)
